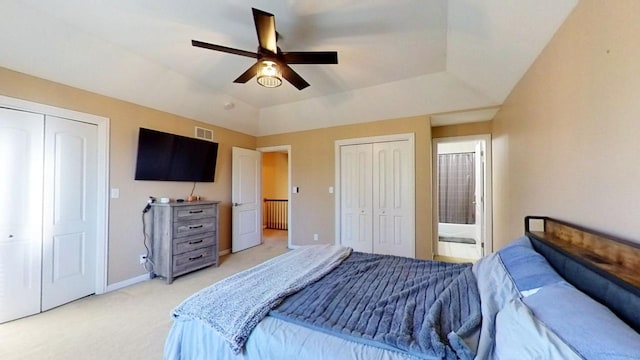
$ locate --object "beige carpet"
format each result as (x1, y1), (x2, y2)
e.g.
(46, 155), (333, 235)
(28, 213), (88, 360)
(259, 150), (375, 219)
(0, 230), (289, 360)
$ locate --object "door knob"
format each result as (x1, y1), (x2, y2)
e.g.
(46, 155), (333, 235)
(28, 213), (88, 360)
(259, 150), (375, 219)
(233, 203), (240, 207)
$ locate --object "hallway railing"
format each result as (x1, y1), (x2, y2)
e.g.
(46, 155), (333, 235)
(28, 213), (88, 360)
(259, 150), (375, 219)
(264, 198), (288, 230)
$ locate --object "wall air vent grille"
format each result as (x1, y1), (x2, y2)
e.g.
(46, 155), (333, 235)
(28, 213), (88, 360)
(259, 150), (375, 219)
(195, 126), (214, 141)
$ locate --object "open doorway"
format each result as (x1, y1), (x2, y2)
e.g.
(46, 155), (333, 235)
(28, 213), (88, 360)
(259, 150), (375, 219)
(258, 145), (291, 249)
(432, 135), (492, 261)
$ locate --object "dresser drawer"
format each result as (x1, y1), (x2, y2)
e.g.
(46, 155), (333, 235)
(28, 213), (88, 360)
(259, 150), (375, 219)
(173, 246), (216, 277)
(173, 232), (216, 255)
(173, 218), (215, 238)
(173, 205), (217, 222)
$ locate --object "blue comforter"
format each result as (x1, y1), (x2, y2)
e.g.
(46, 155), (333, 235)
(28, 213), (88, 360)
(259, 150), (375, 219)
(270, 252), (480, 360)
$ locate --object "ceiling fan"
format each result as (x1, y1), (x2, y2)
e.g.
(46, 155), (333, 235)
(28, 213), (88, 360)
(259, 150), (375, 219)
(192, 8), (338, 90)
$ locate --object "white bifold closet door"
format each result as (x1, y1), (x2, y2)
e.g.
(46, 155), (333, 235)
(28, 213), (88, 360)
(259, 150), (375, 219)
(0, 109), (98, 323)
(0, 109), (44, 323)
(340, 144), (373, 253)
(340, 140), (415, 258)
(41, 116), (98, 311)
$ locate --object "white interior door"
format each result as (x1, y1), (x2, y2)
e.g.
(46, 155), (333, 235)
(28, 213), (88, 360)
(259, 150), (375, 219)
(0, 109), (44, 323)
(232, 147), (262, 253)
(41, 116), (98, 311)
(372, 141), (415, 258)
(339, 144), (373, 253)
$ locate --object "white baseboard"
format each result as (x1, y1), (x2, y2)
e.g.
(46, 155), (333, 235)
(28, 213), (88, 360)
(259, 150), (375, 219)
(105, 249), (231, 292)
(105, 273), (151, 293)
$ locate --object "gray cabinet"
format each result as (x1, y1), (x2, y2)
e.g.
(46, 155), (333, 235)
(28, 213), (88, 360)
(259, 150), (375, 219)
(150, 201), (219, 283)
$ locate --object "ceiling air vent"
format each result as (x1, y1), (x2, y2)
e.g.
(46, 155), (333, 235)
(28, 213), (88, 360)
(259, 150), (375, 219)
(195, 126), (214, 141)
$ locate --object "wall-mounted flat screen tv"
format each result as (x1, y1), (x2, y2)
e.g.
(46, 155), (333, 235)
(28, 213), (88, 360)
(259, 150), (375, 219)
(134, 128), (219, 182)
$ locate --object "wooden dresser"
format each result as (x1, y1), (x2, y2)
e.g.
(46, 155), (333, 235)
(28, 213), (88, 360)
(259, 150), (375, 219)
(150, 201), (220, 283)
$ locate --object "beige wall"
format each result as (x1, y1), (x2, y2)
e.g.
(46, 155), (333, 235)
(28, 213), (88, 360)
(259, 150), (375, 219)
(13, 0), (638, 285)
(257, 115), (433, 259)
(0, 67), (255, 285)
(262, 152), (289, 200)
(0, 66), (435, 283)
(492, 0), (640, 248)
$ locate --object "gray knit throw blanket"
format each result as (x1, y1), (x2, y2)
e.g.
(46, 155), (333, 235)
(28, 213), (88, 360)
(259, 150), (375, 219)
(171, 245), (352, 354)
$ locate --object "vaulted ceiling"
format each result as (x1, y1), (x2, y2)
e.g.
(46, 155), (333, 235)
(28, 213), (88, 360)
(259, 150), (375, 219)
(0, 0), (578, 136)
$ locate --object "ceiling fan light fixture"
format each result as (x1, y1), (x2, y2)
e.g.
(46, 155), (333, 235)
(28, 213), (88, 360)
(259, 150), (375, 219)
(256, 60), (282, 88)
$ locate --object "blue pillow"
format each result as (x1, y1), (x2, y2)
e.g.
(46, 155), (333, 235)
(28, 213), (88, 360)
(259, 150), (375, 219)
(524, 282), (640, 359)
(498, 236), (564, 294)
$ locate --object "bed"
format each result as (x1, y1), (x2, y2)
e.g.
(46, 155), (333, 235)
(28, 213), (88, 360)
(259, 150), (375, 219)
(164, 216), (640, 359)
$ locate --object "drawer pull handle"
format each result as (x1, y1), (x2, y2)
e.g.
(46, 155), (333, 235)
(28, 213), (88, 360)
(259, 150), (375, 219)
(189, 254), (204, 261)
(188, 225), (203, 229)
(189, 210), (204, 214)
(188, 240), (204, 245)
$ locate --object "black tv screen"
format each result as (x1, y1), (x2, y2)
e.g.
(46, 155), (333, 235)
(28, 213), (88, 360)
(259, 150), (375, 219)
(134, 128), (219, 182)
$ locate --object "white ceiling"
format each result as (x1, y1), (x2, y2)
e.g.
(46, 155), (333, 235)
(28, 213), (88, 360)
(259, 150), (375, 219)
(0, 0), (578, 136)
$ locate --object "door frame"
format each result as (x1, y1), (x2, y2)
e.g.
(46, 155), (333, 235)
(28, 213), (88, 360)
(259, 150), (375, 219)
(257, 145), (292, 249)
(431, 134), (492, 258)
(0, 95), (109, 294)
(334, 133), (416, 247)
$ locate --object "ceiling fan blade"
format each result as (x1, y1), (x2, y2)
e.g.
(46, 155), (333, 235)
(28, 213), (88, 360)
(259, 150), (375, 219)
(281, 64), (310, 90)
(252, 8), (277, 54)
(192, 40), (257, 59)
(281, 51), (338, 64)
(233, 62), (261, 83)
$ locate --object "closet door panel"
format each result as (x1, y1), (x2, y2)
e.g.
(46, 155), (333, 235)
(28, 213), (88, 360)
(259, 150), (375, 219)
(42, 116), (98, 311)
(372, 141), (415, 258)
(0, 109), (44, 323)
(340, 144), (373, 253)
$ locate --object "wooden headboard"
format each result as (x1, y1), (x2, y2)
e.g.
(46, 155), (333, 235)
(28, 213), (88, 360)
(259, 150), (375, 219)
(525, 216), (640, 288)
(524, 216), (640, 331)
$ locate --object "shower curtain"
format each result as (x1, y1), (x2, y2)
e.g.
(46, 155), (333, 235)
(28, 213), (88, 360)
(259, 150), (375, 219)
(438, 153), (475, 224)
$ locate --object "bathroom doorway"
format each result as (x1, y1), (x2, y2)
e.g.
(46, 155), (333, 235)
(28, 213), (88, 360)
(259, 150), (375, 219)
(432, 135), (492, 261)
